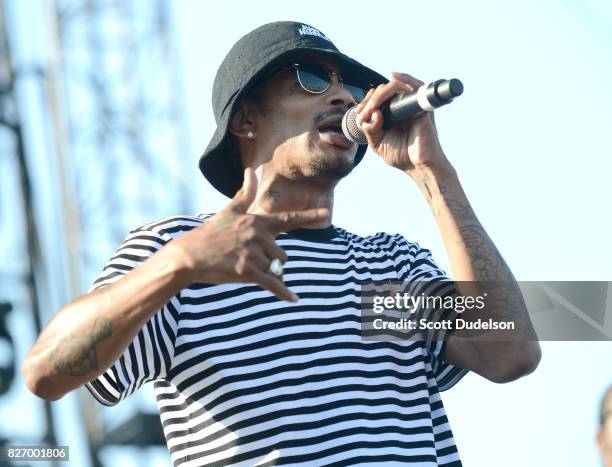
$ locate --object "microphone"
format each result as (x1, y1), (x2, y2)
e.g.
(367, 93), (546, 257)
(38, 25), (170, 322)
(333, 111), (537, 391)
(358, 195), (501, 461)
(342, 78), (464, 144)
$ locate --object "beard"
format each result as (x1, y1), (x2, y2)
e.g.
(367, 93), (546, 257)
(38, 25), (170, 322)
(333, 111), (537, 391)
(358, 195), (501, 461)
(306, 150), (355, 180)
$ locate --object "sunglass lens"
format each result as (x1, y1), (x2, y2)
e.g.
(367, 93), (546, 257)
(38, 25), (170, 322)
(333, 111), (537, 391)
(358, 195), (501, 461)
(343, 83), (368, 103)
(296, 63), (331, 93)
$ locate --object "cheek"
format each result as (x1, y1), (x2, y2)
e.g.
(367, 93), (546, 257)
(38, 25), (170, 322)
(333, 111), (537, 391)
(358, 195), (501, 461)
(266, 112), (315, 148)
(258, 87), (320, 149)
(274, 132), (316, 156)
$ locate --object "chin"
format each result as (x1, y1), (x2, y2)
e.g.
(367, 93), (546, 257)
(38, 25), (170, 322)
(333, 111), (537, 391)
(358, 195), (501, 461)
(307, 150), (356, 180)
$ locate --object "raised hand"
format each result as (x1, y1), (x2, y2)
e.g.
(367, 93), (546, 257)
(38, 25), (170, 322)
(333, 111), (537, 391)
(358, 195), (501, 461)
(355, 72), (448, 173)
(171, 167), (329, 301)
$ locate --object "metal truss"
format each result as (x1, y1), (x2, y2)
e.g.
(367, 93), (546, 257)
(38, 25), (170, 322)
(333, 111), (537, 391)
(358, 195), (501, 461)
(1, 0), (192, 465)
(54, 0), (194, 285)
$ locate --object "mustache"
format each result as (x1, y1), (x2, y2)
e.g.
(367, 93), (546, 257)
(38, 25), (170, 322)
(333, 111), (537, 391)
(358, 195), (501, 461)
(314, 107), (346, 127)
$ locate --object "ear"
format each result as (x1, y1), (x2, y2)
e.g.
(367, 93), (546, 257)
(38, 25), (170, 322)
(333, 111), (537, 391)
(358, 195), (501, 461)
(229, 103), (256, 139)
(597, 428), (605, 451)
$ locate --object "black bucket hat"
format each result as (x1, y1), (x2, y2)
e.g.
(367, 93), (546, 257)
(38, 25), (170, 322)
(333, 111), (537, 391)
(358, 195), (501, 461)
(199, 21), (388, 198)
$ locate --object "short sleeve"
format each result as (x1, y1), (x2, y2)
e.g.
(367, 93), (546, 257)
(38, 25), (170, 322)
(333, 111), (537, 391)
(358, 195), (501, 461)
(84, 228), (180, 406)
(390, 234), (469, 392)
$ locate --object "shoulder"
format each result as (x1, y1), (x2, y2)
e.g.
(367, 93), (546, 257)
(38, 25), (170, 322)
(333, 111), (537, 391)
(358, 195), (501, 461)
(335, 227), (422, 254)
(130, 213), (212, 242)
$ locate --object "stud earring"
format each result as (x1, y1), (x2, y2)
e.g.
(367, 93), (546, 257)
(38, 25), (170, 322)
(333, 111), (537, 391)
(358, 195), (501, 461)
(247, 131), (255, 139)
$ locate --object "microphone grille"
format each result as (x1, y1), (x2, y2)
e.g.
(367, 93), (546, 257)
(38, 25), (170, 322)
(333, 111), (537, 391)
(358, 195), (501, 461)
(342, 107), (367, 145)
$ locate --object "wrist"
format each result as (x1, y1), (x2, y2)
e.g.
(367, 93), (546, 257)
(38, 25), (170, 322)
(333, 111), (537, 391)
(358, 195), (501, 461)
(408, 160), (458, 200)
(162, 240), (195, 289)
(406, 157), (466, 216)
(405, 156), (457, 183)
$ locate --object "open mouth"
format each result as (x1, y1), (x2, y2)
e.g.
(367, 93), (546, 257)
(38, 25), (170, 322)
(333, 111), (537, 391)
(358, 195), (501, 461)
(317, 120), (354, 149)
(319, 123), (345, 137)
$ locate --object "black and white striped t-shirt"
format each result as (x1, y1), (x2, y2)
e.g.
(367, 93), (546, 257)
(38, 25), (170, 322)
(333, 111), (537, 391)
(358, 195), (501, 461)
(85, 214), (468, 467)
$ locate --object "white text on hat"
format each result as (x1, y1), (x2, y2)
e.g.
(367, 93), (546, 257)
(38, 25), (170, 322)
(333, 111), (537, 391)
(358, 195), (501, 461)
(298, 24), (330, 42)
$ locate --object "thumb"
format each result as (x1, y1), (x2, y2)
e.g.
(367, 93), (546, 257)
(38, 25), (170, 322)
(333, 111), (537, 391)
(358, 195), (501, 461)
(230, 167), (257, 213)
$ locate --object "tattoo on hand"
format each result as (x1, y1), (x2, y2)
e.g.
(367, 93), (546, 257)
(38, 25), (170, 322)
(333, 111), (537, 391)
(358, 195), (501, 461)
(52, 317), (112, 377)
(235, 231), (251, 247)
(266, 190), (280, 202)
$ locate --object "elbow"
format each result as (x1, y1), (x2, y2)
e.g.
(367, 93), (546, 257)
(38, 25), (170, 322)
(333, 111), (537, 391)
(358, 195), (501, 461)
(487, 342), (542, 384)
(22, 354), (65, 401)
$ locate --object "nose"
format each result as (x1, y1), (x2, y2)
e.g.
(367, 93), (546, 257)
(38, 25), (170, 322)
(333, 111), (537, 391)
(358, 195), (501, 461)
(325, 73), (355, 108)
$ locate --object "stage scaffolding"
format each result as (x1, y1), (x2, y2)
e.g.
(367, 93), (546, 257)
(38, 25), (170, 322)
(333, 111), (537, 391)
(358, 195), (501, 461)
(0, 0), (193, 465)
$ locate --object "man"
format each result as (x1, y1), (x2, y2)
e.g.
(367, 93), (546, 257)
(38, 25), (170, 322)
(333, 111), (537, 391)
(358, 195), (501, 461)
(23, 21), (540, 466)
(599, 386), (612, 467)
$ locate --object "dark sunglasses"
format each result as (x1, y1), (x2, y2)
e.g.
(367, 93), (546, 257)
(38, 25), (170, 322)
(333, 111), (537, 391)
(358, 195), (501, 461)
(277, 62), (373, 103)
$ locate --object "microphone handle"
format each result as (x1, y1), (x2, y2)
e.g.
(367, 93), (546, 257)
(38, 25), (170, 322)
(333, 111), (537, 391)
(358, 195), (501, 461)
(381, 78), (463, 129)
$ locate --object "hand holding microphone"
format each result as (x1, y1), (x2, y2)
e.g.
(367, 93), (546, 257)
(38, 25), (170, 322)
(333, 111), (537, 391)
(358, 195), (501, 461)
(342, 78), (463, 144)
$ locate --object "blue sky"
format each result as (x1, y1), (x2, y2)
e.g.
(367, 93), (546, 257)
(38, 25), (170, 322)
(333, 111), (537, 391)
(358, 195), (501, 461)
(171, 2), (611, 465)
(2, 1), (611, 466)
(177, 0), (612, 283)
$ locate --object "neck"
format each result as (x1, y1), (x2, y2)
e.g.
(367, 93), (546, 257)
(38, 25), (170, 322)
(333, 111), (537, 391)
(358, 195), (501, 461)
(247, 166), (335, 228)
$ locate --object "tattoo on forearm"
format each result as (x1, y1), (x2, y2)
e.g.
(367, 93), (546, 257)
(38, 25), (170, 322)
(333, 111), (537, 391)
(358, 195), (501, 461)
(443, 197), (526, 320)
(417, 174), (447, 218)
(52, 317), (112, 376)
(417, 174), (529, 326)
(418, 174), (433, 200)
(446, 199), (476, 221)
(458, 223), (513, 283)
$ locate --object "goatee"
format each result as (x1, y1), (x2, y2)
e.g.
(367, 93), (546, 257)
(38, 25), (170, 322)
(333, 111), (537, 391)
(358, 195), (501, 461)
(308, 156), (354, 180)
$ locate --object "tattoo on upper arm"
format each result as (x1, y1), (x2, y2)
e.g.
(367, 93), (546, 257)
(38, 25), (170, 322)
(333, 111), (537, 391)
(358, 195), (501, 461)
(52, 317), (112, 377)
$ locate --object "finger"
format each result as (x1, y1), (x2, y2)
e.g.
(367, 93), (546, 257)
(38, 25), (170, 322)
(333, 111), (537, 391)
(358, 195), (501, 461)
(258, 236), (288, 264)
(355, 87), (375, 114)
(359, 80), (411, 124)
(262, 208), (330, 233)
(390, 71), (424, 90)
(229, 167), (257, 213)
(250, 268), (298, 302)
(247, 247), (271, 272)
(359, 109), (385, 147)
